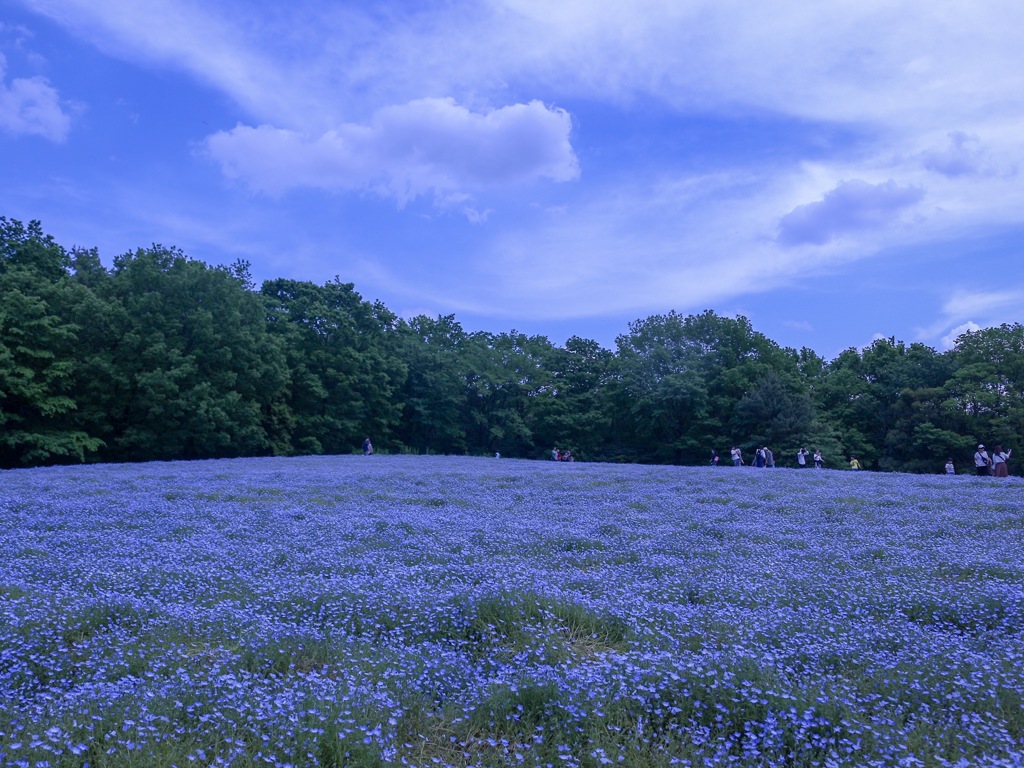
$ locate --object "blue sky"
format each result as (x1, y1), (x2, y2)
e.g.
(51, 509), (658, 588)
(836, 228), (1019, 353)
(3, 0), (1023, 358)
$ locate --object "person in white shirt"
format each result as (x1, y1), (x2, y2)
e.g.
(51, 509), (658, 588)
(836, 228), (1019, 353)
(974, 444), (991, 476)
(730, 446), (743, 466)
(991, 445), (1012, 478)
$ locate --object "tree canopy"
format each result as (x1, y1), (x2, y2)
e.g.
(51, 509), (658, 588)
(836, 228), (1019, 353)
(1, 216), (1020, 473)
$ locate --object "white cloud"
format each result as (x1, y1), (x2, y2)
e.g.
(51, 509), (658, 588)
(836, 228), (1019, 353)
(941, 289), (1024, 320)
(783, 320), (814, 332)
(916, 289), (1024, 349)
(777, 180), (925, 246)
(204, 98), (578, 203)
(18, 0), (318, 126)
(940, 321), (981, 351)
(857, 333), (891, 353)
(24, 2), (1024, 126)
(462, 207), (493, 225)
(325, 1), (1024, 127)
(0, 53), (70, 141)
(15, 0), (1024, 332)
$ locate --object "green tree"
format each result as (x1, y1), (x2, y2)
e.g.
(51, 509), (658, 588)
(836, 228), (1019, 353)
(816, 338), (953, 471)
(0, 218), (103, 466)
(527, 335), (615, 461)
(261, 278), (406, 455)
(612, 310), (803, 463)
(732, 371), (815, 454)
(460, 331), (555, 457)
(396, 314), (469, 454)
(93, 246), (288, 461)
(944, 324), (1024, 467)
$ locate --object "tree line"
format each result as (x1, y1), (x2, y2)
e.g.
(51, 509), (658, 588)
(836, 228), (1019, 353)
(2, 216), (1021, 473)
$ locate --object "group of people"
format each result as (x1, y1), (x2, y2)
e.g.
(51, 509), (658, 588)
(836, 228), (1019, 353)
(716, 443), (1016, 475)
(359, 436), (1011, 475)
(969, 444), (1012, 477)
(718, 446), (825, 469)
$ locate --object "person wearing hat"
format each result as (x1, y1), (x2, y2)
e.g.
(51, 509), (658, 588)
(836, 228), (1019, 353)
(974, 444), (991, 476)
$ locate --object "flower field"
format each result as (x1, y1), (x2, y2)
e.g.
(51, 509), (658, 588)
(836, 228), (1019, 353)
(1, 456), (1023, 767)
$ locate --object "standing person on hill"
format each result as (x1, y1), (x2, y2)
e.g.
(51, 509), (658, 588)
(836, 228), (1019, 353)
(945, 458), (956, 475)
(754, 447), (766, 468)
(813, 449), (823, 469)
(731, 446), (743, 466)
(974, 445), (991, 476)
(710, 449), (720, 467)
(991, 445), (1012, 477)
(849, 456), (861, 471)
(797, 448), (809, 467)
(764, 447), (775, 467)
(362, 438), (373, 455)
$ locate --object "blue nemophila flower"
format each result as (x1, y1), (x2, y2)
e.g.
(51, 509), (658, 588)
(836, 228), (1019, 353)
(1, 456), (1023, 765)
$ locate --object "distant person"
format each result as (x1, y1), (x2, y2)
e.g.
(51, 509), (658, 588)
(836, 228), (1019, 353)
(755, 447), (766, 468)
(813, 449), (823, 469)
(552, 447), (559, 461)
(974, 445), (991, 476)
(731, 446), (743, 466)
(797, 448), (809, 467)
(765, 447), (775, 467)
(563, 449), (575, 462)
(495, 451), (501, 459)
(944, 458), (955, 475)
(710, 449), (720, 467)
(849, 456), (861, 471)
(362, 438), (373, 456)
(992, 445), (1012, 478)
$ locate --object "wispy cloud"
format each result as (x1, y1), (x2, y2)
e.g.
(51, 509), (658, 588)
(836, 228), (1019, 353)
(783, 320), (814, 332)
(920, 132), (984, 178)
(918, 288), (1024, 349)
(25, 2), (1024, 124)
(18, 0), (302, 120)
(941, 289), (1024, 320)
(433, 172), (820, 319)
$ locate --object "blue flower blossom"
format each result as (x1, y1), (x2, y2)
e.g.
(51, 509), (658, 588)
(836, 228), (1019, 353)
(0, 456), (1022, 765)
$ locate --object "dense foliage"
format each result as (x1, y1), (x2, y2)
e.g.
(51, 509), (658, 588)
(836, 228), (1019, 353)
(2, 216), (1021, 472)
(2, 456), (1023, 766)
